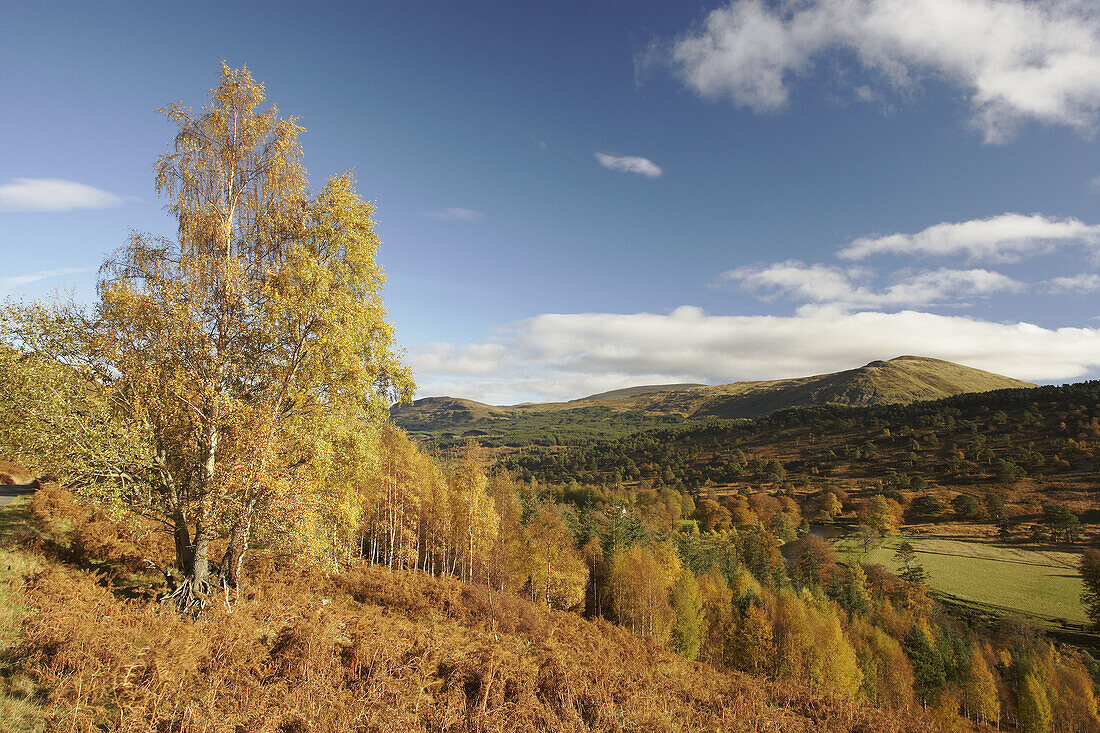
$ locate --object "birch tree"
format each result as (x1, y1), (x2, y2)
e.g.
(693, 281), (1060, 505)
(1, 64), (413, 610)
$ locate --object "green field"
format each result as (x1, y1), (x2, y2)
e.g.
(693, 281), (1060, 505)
(861, 537), (1087, 625)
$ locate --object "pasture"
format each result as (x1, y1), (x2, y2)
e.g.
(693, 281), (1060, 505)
(861, 536), (1087, 625)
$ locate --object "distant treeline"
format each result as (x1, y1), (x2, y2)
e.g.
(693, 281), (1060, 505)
(501, 382), (1100, 497)
(398, 405), (685, 447)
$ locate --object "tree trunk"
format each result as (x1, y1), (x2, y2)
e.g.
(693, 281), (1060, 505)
(172, 510), (193, 576)
(221, 519), (250, 589)
(191, 524), (214, 588)
(546, 544), (552, 607)
(161, 422), (219, 612)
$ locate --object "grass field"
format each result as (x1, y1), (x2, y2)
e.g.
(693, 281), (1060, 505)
(860, 536), (1087, 625)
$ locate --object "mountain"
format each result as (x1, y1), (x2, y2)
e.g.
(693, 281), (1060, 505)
(391, 356), (1035, 446)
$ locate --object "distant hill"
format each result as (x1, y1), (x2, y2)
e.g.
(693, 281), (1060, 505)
(570, 383), (705, 402)
(391, 356), (1035, 446)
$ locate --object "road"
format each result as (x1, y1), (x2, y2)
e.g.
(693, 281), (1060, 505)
(0, 483), (35, 508)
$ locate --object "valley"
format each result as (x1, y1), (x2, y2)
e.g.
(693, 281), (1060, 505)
(3, 49), (1099, 732)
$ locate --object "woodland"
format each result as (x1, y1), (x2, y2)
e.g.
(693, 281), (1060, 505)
(0, 65), (1098, 733)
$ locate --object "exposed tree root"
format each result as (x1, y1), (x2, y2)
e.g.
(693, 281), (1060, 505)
(158, 576), (213, 616)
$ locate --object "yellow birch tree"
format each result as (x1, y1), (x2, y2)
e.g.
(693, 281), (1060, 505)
(1, 64), (413, 610)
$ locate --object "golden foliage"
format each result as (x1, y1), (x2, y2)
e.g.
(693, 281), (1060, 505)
(1050, 649), (1100, 732)
(769, 591), (863, 699)
(10, 534), (934, 732)
(1, 64), (414, 601)
(608, 542), (681, 644)
(848, 614), (916, 713)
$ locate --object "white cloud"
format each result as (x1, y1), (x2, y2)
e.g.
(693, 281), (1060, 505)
(720, 261), (862, 302)
(517, 306), (1100, 382)
(411, 306), (1100, 403)
(721, 260), (1020, 308)
(412, 371), (697, 406)
(0, 179), (127, 212)
(421, 207), (485, 222)
(407, 342), (505, 377)
(408, 340), (697, 403)
(595, 153), (663, 178)
(1048, 273), (1100, 293)
(663, 0), (1100, 142)
(840, 213), (1100, 261)
(875, 268), (1022, 303)
(854, 85), (880, 104)
(0, 266), (96, 288)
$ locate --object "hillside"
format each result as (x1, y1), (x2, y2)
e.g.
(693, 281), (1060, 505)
(571, 383), (705, 401)
(502, 379), (1100, 649)
(504, 379), (1098, 517)
(0, 487), (933, 732)
(392, 356), (1034, 446)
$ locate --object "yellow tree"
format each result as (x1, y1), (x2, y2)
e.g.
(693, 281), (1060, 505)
(1, 64), (413, 609)
(696, 566), (734, 667)
(362, 425), (425, 570)
(487, 471), (530, 593)
(525, 503), (587, 609)
(408, 445), (450, 575)
(769, 590), (862, 697)
(669, 567), (706, 659)
(732, 600), (775, 675)
(447, 441), (498, 582)
(861, 495), (902, 535)
(1018, 672), (1052, 733)
(1051, 651), (1100, 732)
(848, 615), (915, 712)
(961, 646), (999, 726)
(608, 542), (680, 644)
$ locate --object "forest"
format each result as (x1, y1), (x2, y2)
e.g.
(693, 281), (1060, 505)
(1, 65), (1098, 733)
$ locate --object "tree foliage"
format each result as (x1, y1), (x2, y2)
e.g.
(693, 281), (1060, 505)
(1081, 549), (1100, 630)
(1, 64), (414, 608)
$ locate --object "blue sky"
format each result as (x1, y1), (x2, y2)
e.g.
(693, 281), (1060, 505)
(2, 0), (1100, 403)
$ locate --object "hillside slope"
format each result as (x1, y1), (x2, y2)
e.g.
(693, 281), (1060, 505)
(688, 355), (1035, 419)
(392, 356), (1034, 445)
(0, 487), (932, 732)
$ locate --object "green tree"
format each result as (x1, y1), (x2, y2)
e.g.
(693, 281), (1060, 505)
(911, 494), (945, 517)
(856, 524), (882, 554)
(894, 541), (917, 573)
(951, 493), (980, 520)
(903, 623), (946, 705)
(1041, 502), (1082, 542)
(832, 564), (871, 614)
(1080, 549), (1100, 630)
(984, 492), (1006, 521)
(993, 457), (1025, 485)
(763, 459), (785, 483)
